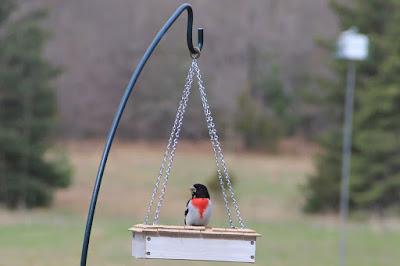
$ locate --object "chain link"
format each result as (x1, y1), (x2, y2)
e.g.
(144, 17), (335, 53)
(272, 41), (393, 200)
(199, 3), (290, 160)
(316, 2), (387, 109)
(153, 62), (195, 224)
(144, 63), (194, 224)
(193, 59), (245, 229)
(195, 76), (234, 227)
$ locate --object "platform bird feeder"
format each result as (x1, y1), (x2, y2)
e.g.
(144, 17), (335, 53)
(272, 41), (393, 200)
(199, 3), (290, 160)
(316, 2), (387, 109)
(80, 3), (261, 265)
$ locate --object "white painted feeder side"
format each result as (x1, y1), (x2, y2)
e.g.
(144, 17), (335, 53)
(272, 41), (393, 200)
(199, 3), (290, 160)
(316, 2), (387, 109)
(129, 224), (261, 263)
(131, 232), (146, 258)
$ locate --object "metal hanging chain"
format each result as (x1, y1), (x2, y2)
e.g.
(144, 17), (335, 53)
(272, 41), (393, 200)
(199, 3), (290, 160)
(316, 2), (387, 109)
(144, 59), (244, 228)
(193, 59), (245, 229)
(153, 62), (195, 224)
(144, 63), (195, 224)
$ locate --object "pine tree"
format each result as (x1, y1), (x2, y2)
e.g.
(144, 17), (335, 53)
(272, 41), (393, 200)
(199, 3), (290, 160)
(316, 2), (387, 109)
(303, 0), (400, 213)
(0, 1), (72, 208)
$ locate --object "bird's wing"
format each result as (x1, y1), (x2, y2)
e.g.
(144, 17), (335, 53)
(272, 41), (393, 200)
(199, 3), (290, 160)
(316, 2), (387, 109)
(184, 199), (191, 225)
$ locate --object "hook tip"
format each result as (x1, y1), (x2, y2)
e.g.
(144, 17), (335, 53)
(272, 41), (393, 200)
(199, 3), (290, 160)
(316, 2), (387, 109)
(197, 28), (204, 51)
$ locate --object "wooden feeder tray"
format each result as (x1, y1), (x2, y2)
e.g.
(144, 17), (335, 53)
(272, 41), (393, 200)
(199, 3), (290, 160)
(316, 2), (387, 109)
(129, 224), (261, 263)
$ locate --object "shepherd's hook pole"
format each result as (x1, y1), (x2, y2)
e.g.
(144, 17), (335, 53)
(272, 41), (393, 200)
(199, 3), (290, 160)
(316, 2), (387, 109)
(338, 60), (356, 266)
(80, 4), (203, 265)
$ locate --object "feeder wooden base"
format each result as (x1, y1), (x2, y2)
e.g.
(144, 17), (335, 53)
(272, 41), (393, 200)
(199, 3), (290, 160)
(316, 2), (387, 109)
(129, 224), (261, 263)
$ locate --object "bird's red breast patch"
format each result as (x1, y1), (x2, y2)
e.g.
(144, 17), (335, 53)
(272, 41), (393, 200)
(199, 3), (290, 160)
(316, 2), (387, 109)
(191, 198), (209, 218)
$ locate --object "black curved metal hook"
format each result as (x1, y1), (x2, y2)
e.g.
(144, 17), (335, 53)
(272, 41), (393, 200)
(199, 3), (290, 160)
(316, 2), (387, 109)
(80, 3), (203, 266)
(185, 5), (203, 54)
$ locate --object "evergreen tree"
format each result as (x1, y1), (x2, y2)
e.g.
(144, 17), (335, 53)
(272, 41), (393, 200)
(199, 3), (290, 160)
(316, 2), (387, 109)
(0, 1), (72, 209)
(303, 0), (400, 213)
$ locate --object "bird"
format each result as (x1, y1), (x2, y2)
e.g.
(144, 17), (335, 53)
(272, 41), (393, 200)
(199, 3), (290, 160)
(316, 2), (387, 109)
(184, 183), (212, 226)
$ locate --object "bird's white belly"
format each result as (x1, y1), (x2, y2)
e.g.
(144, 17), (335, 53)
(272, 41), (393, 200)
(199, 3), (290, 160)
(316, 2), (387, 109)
(186, 201), (212, 226)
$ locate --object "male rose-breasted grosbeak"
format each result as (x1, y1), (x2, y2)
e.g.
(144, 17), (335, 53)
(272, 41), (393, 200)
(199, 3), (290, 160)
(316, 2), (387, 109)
(184, 183), (212, 226)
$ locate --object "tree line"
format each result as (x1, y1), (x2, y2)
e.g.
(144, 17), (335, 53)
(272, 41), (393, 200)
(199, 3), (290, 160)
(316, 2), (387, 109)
(0, 0), (399, 214)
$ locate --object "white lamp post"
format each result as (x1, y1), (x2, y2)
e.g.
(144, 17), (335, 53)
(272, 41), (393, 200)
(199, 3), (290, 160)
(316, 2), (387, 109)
(336, 27), (368, 266)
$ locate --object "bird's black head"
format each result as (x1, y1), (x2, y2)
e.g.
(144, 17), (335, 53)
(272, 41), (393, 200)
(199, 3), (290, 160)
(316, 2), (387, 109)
(190, 183), (210, 199)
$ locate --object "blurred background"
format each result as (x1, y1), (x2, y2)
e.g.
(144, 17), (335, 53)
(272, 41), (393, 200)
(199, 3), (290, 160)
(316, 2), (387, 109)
(1, 0), (399, 265)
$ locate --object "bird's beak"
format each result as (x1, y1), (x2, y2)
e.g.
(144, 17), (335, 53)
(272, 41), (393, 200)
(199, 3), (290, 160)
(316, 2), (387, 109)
(189, 186), (196, 193)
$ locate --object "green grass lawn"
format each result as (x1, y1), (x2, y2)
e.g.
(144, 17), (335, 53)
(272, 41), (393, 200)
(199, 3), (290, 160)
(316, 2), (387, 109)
(1, 211), (398, 266)
(0, 140), (399, 265)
